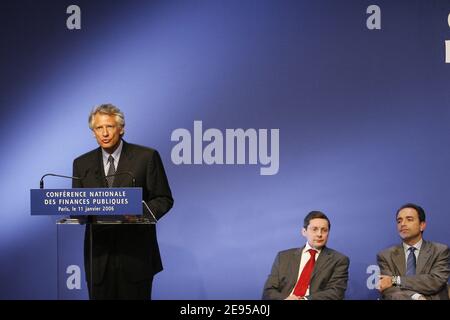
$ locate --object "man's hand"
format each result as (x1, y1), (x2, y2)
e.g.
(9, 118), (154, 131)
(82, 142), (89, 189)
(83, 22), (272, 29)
(378, 275), (393, 292)
(411, 293), (427, 300)
(285, 294), (303, 300)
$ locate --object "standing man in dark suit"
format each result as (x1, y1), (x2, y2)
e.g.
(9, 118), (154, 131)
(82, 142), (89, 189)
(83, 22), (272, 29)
(262, 211), (349, 300)
(72, 104), (174, 299)
(377, 203), (449, 300)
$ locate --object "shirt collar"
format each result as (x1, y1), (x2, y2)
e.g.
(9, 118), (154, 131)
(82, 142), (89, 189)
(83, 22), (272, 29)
(102, 139), (123, 164)
(403, 238), (423, 253)
(303, 242), (321, 255)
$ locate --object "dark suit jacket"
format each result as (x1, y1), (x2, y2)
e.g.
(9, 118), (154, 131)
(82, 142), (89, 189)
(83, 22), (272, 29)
(262, 246), (349, 300)
(377, 240), (450, 300)
(72, 140), (174, 284)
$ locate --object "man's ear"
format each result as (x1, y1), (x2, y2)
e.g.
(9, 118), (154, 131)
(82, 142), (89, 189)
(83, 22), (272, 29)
(301, 228), (307, 237)
(419, 221), (426, 232)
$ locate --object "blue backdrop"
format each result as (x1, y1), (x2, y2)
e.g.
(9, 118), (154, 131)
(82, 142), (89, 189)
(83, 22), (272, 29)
(0, 0), (449, 299)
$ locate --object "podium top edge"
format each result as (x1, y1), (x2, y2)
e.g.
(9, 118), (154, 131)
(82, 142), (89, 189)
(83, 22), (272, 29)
(56, 218), (156, 225)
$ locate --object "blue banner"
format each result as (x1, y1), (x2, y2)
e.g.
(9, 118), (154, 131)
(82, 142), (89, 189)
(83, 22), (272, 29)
(30, 188), (142, 216)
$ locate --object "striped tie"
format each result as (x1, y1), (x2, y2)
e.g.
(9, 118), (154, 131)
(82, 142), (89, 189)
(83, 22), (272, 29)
(106, 155), (115, 187)
(406, 247), (416, 276)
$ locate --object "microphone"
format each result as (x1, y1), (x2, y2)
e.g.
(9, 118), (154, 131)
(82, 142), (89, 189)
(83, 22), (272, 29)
(104, 171), (136, 187)
(39, 173), (86, 224)
(39, 173), (82, 189)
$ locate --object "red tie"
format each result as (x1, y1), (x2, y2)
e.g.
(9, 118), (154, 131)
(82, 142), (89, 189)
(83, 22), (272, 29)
(293, 249), (317, 297)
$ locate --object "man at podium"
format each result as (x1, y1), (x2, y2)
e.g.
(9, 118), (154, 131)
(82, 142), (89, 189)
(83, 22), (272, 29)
(72, 104), (174, 299)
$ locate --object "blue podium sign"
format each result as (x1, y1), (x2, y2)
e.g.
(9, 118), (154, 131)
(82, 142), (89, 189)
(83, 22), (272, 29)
(30, 188), (142, 215)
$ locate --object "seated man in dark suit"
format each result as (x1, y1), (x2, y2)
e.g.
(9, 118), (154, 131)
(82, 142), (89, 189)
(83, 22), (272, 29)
(262, 211), (349, 300)
(73, 104), (174, 299)
(377, 203), (449, 300)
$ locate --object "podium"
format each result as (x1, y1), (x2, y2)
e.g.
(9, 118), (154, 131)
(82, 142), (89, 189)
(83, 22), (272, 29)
(31, 187), (157, 300)
(56, 217), (155, 300)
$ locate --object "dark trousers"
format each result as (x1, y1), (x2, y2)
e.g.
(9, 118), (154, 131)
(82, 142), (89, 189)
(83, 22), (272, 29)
(88, 255), (153, 300)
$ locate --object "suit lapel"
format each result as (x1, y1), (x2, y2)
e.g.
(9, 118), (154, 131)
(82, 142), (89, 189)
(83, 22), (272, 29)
(311, 247), (331, 282)
(416, 240), (432, 274)
(288, 248), (304, 291)
(95, 148), (108, 187)
(113, 141), (133, 187)
(392, 245), (406, 275)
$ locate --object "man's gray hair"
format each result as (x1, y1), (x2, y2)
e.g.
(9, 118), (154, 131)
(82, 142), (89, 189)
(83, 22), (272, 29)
(88, 103), (125, 130)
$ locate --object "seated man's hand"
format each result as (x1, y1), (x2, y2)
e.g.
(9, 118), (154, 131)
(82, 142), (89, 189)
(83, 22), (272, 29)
(285, 294), (303, 300)
(378, 275), (393, 292)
